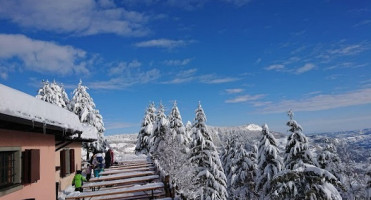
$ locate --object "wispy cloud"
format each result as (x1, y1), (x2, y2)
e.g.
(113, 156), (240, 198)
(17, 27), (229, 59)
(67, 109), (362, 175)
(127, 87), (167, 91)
(163, 58), (192, 66)
(199, 74), (239, 84)
(163, 69), (239, 84)
(324, 62), (368, 70)
(225, 94), (265, 103)
(108, 60), (142, 76)
(295, 63), (315, 74)
(162, 68), (197, 84)
(89, 61), (160, 89)
(0, 0), (150, 37)
(221, 0), (252, 7)
(265, 64), (285, 71)
(257, 88), (371, 113)
(134, 39), (193, 49)
(225, 88), (244, 94)
(354, 19), (371, 27)
(327, 44), (367, 56)
(265, 63), (315, 74)
(0, 34), (89, 75)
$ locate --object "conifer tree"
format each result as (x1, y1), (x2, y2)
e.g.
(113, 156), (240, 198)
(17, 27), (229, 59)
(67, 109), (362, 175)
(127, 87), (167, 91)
(317, 141), (344, 182)
(229, 142), (258, 200)
(36, 80), (69, 108)
(256, 124), (282, 199)
(168, 101), (189, 146)
(70, 80), (104, 149)
(367, 170), (371, 199)
(270, 110), (342, 200)
(150, 103), (169, 159)
(189, 102), (228, 200)
(135, 103), (155, 155)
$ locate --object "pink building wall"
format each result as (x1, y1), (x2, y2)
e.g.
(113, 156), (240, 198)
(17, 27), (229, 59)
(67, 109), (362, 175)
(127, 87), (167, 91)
(0, 129), (56, 200)
(55, 142), (82, 191)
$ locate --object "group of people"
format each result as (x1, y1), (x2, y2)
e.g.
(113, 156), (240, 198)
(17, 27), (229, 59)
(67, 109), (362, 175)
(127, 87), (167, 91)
(72, 148), (115, 192)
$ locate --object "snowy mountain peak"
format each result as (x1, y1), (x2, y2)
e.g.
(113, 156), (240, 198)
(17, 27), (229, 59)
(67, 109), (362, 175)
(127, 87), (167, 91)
(245, 124), (262, 131)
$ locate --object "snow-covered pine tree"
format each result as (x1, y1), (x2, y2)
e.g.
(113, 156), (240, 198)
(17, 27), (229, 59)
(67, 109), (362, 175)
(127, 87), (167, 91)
(284, 110), (314, 170)
(168, 101), (189, 146)
(185, 121), (192, 142)
(60, 83), (70, 109)
(220, 138), (233, 182)
(154, 103), (196, 198)
(70, 80), (104, 150)
(189, 102), (228, 200)
(317, 141), (344, 183)
(36, 80), (69, 108)
(135, 103), (156, 155)
(256, 124), (282, 199)
(367, 169), (371, 199)
(270, 110), (342, 200)
(149, 103), (169, 159)
(220, 137), (236, 198)
(229, 142), (258, 200)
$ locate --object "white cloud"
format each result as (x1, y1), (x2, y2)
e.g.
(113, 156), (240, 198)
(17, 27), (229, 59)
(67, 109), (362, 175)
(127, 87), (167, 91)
(0, 34), (89, 75)
(163, 58), (192, 66)
(328, 44), (367, 56)
(295, 63), (315, 74)
(225, 88), (244, 94)
(135, 39), (192, 49)
(265, 64), (285, 71)
(257, 88), (371, 113)
(89, 62), (160, 89)
(200, 75), (239, 84)
(162, 68), (197, 84)
(225, 94), (265, 103)
(108, 60), (142, 76)
(163, 69), (239, 84)
(221, 0), (251, 7)
(0, 0), (149, 36)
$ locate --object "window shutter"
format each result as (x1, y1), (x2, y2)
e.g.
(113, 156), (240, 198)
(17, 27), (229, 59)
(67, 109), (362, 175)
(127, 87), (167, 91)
(70, 149), (75, 173)
(22, 150), (31, 184)
(22, 149), (40, 183)
(30, 149), (40, 182)
(60, 150), (66, 177)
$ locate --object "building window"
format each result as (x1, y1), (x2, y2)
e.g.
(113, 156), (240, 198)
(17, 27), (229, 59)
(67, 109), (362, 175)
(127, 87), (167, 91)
(60, 149), (75, 177)
(0, 151), (15, 189)
(0, 147), (21, 197)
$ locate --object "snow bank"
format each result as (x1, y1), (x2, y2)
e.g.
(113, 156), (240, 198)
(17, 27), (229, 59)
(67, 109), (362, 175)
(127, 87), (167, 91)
(0, 84), (98, 140)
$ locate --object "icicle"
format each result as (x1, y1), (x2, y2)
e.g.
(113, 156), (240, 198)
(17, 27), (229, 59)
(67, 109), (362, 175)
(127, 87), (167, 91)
(43, 123), (46, 134)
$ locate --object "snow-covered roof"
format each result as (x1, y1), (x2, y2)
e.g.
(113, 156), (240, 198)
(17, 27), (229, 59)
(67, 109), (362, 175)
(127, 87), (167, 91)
(0, 84), (98, 141)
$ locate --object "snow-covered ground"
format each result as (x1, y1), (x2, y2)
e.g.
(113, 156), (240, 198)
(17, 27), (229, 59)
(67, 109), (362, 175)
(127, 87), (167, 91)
(105, 133), (147, 161)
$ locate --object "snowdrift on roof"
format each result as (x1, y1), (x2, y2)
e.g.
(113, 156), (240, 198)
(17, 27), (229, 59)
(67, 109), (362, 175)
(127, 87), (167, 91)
(0, 84), (98, 140)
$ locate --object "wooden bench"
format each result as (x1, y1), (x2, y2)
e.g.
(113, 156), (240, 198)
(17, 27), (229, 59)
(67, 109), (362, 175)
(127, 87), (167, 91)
(88, 189), (165, 200)
(109, 164), (154, 170)
(83, 175), (159, 189)
(89, 171), (155, 182)
(101, 167), (155, 175)
(65, 182), (164, 200)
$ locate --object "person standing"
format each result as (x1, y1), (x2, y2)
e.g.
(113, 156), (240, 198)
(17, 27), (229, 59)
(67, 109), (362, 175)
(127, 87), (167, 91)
(72, 170), (87, 192)
(105, 149), (112, 168)
(93, 152), (104, 177)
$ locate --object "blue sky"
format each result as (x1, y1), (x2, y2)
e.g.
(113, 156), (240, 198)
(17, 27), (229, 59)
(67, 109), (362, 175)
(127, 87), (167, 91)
(0, 0), (371, 135)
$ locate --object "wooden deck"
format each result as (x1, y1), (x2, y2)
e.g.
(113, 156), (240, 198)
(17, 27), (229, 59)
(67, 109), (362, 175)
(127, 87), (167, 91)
(66, 159), (168, 200)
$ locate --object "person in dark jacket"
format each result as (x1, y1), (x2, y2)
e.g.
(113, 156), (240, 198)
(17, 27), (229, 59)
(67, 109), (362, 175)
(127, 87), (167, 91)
(72, 170), (87, 192)
(105, 149), (112, 168)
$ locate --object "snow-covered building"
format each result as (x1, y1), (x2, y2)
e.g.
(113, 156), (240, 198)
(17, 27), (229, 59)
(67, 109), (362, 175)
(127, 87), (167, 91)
(0, 84), (98, 200)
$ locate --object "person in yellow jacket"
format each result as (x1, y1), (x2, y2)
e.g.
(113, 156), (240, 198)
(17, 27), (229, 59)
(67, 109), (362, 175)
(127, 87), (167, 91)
(72, 170), (87, 192)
